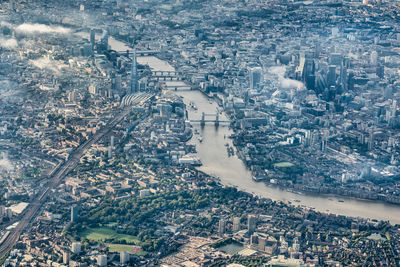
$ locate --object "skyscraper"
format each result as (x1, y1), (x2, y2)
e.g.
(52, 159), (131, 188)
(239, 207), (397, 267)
(99, 30), (109, 52)
(71, 205), (78, 223)
(303, 58), (315, 90)
(130, 49), (138, 93)
(249, 66), (262, 90)
(327, 66), (336, 87)
(90, 29), (95, 55)
(120, 251), (130, 265)
(218, 219), (226, 236)
(108, 146), (112, 158)
(247, 215), (256, 235)
(233, 217), (241, 232)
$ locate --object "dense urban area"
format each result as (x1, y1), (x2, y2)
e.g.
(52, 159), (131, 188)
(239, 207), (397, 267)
(0, 0), (400, 266)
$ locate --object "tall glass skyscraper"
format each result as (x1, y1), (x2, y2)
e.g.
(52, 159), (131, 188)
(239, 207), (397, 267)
(130, 49), (138, 93)
(249, 66), (262, 90)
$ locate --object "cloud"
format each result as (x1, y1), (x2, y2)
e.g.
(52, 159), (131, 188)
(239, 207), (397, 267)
(268, 66), (304, 90)
(281, 78), (304, 89)
(0, 20), (13, 28)
(0, 153), (13, 172)
(29, 56), (67, 73)
(0, 37), (18, 49)
(16, 23), (71, 35)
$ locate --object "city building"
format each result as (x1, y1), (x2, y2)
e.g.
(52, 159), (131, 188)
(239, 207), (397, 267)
(71, 205), (78, 223)
(247, 215), (256, 235)
(218, 218), (225, 236)
(71, 242), (81, 254)
(248, 66), (262, 90)
(97, 254), (107, 266)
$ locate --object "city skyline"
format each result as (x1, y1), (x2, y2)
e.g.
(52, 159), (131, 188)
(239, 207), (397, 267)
(0, 0), (399, 266)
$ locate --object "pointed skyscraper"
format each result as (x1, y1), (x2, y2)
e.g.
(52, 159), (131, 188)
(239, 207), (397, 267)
(130, 49), (138, 93)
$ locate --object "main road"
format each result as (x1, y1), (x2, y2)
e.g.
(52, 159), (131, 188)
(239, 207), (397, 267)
(0, 93), (153, 260)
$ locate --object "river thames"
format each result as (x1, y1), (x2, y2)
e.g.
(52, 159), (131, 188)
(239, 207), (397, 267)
(107, 36), (400, 224)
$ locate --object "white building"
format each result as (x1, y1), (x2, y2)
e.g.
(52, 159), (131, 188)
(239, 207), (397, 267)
(71, 242), (81, 254)
(120, 251), (130, 265)
(97, 254), (107, 266)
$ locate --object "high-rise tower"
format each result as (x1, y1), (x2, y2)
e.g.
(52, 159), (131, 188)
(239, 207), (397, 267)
(90, 29), (95, 55)
(248, 66), (262, 90)
(130, 49), (138, 93)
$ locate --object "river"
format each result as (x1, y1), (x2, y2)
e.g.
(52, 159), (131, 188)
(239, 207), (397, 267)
(105, 36), (400, 224)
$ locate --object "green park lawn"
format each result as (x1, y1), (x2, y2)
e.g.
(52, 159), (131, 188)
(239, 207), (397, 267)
(80, 227), (139, 244)
(107, 243), (147, 256)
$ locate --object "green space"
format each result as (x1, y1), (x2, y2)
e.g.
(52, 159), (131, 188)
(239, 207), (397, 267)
(67, 187), (249, 253)
(106, 244), (146, 256)
(80, 227), (139, 244)
(274, 162), (294, 168)
(107, 244), (136, 253)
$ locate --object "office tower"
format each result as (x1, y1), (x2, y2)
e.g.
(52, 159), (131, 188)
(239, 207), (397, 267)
(303, 58), (315, 90)
(97, 255), (107, 267)
(71, 242), (81, 254)
(130, 49), (138, 93)
(347, 71), (355, 91)
(99, 30), (109, 52)
(247, 215), (256, 235)
(368, 128), (374, 150)
(71, 205), (78, 223)
(327, 66), (336, 87)
(248, 66), (262, 90)
(90, 29), (95, 53)
(340, 59), (348, 91)
(108, 146), (112, 158)
(218, 219), (226, 236)
(233, 217), (240, 232)
(120, 251), (129, 265)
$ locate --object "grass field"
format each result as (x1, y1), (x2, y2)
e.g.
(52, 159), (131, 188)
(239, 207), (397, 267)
(107, 244), (136, 252)
(274, 162), (294, 168)
(107, 244), (147, 256)
(80, 227), (139, 244)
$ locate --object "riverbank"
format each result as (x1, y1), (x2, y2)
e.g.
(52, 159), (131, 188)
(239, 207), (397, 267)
(176, 88), (400, 224)
(263, 181), (400, 206)
(107, 33), (400, 224)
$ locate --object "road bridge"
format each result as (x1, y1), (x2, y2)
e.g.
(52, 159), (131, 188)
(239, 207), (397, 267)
(188, 112), (231, 127)
(149, 71), (184, 81)
(117, 50), (159, 56)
